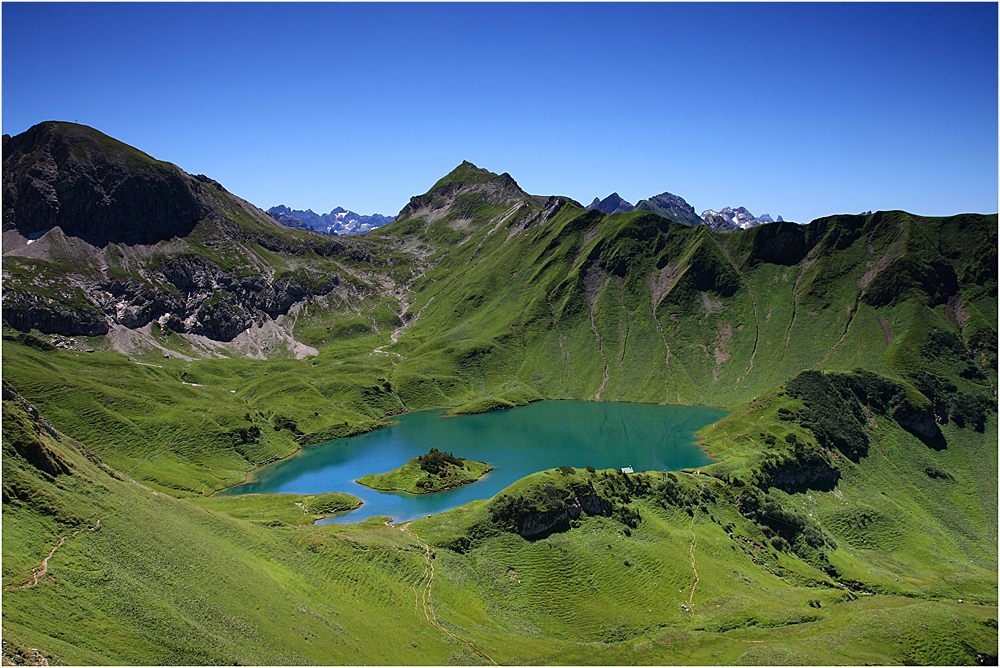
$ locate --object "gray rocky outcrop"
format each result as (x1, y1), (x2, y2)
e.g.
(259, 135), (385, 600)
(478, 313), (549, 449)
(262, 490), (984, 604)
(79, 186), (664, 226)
(2, 122), (350, 342)
(514, 491), (611, 538)
(892, 404), (939, 440)
(3, 291), (110, 337)
(758, 453), (840, 493)
(91, 256), (339, 341)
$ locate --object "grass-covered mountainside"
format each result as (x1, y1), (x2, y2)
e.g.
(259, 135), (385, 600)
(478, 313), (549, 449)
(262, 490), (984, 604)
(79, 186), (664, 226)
(358, 448), (493, 494)
(2, 123), (997, 665)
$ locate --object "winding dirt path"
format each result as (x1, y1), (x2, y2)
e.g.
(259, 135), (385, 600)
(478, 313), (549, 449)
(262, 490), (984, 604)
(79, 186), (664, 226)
(398, 523), (499, 665)
(687, 514), (699, 614)
(4, 519), (101, 591)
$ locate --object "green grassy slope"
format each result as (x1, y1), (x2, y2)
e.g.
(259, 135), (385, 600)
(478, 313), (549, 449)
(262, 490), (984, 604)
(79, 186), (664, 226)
(2, 160), (996, 664)
(4, 375), (995, 665)
(0, 330), (411, 495)
(2, 388), (466, 665)
(410, 399), (996, 664)
(379, 191), (996, 415)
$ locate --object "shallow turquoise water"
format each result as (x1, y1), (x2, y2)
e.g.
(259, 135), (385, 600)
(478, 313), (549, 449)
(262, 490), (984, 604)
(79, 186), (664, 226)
(220, 401), (728, 524)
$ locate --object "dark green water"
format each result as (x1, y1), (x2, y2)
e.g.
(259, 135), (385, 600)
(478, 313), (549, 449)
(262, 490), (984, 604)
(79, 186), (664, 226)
(221, 401), (727, 524)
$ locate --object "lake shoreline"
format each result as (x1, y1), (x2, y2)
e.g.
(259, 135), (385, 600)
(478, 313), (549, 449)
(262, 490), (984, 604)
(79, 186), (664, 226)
(218, 400), (730, 522)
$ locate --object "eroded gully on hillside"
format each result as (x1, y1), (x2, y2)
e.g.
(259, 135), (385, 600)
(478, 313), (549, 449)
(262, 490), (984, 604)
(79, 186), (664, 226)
(717, 240), (759, 386)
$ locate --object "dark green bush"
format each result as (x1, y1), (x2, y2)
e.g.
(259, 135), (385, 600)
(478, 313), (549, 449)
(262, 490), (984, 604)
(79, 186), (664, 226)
(948, 393), (993, 432)
(786, 369), (934, 460)
(921, 329), (969, 362)
(418, 448), (464, 475)
(911, 371), (994, 431)
(272, 414), (300, 434)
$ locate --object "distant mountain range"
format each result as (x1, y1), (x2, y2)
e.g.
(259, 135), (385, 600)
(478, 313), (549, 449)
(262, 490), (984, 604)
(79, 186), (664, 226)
(274, 190), (776, 237)
(267, 205), (394, 236)
(702, 206), (783, 231)
(586, 192), (782, 232)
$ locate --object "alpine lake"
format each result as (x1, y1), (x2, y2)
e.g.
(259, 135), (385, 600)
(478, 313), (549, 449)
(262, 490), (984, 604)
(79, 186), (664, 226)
(221, 401), (729, 524)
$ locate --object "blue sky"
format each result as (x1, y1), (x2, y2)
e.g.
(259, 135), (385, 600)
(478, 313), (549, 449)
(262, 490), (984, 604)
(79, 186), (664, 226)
(3, 2), (997, 223)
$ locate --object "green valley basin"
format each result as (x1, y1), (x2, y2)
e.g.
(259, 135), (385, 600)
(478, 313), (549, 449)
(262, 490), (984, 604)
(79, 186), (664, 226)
(220, 401), (728, 524)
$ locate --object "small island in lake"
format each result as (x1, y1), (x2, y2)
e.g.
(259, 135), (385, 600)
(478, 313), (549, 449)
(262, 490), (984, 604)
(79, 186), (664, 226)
(357, 448), (493, 494)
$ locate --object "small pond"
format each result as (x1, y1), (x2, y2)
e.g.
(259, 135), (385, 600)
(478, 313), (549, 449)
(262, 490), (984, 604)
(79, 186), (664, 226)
(220, 401), (728, 524)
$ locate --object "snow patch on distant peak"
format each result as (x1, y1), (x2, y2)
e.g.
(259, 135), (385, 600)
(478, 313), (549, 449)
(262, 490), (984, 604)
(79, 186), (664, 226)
(700, 206), (780, 230)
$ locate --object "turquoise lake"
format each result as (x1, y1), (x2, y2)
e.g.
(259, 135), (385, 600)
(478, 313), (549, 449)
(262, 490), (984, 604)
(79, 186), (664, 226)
(221, 401), (728, 524)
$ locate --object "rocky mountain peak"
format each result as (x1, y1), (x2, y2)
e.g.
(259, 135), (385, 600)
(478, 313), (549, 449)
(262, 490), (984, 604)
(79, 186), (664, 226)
(634, 191), (703, 227)
(431, 161), (500, 190)
(586, 193), (634, 215)
(2, 122), (357, 346)
(2, 121), (214, 246)
(395, 161), (533, 225)
(647, 192), (697, 215)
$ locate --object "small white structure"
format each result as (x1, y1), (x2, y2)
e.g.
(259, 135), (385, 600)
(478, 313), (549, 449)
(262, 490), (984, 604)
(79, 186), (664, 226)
(621, 465), (634, 474)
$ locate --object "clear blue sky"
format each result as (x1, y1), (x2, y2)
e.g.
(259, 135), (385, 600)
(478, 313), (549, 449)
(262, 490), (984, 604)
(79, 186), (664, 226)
(3, 2), (997, 223)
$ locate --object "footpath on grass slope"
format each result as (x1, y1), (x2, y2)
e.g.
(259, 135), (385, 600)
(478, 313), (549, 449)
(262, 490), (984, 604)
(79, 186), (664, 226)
(3, 518), (102, 592)
(688, 513), (700, 614)
(398, 522), (499, 665)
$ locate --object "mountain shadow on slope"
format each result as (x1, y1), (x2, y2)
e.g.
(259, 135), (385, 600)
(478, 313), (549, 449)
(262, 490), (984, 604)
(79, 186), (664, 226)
(3, 122), (207, 246)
